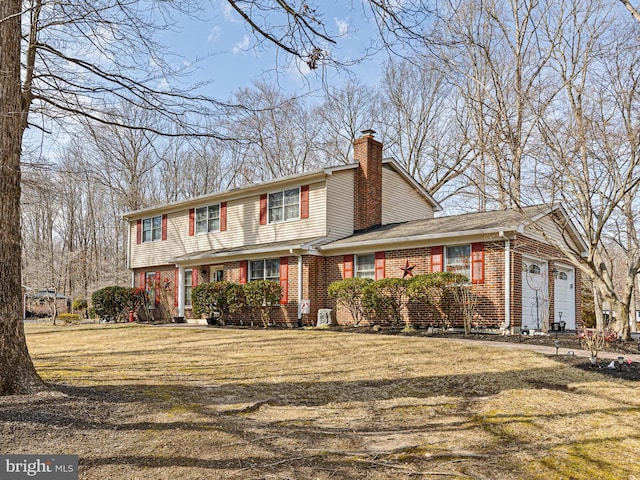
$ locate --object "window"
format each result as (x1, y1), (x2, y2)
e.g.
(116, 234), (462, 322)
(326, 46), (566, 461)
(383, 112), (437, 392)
(142, 216), (162, 242)
(195, 205), (220, 234)
(528, 264), (541, 274)
(445, 245), (471, 278)
(210, 267), (224, 283)
(249, 259), (280, 282)
(355, 254), (375, 279)
(145, 272), (157, 308)
(184, 269), (193, 308)
(269, 188), (299, 223)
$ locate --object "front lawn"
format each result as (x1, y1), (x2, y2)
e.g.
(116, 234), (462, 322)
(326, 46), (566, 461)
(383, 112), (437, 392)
(3, 324), (640, 479)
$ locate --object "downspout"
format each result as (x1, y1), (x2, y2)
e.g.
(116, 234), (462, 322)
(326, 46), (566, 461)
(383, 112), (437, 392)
(127, 221), (134, 287)
(501, 232), (511, 333)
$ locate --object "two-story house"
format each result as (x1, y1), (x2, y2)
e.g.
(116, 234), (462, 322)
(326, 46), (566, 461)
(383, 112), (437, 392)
(123, 130), (585, 331)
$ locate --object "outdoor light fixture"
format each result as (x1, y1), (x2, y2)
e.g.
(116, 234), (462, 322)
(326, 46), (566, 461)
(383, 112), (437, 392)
(618, 356), (625, 372)
(554, 339), (561, 356)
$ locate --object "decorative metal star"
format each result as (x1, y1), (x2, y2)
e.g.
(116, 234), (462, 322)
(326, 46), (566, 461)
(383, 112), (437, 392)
(400, 260), (416, 278)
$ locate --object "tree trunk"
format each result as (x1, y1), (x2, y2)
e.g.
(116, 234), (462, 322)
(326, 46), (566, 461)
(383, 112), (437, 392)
(0, 0), (46, 394)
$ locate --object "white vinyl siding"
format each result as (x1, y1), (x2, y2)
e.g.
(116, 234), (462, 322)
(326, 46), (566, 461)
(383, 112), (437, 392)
(382, 166), (434, 224)
(325, 171), (355, 241)
(128, 181), (327, 269)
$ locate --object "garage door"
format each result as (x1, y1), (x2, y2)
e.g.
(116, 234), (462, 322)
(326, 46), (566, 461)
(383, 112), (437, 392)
(553, 266), (575, 330)
(522, 259), (549, 331)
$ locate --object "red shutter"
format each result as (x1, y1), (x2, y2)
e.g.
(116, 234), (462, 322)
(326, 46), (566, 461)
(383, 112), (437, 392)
(431, 246), (443, 273)
(471, 242), (485, 284)
(154, 272), (161, 305)
(136, 219), (142, 244)
(259, 194), (267, 225)
(300, 185), (309, 219)
(174, 269), (179, 307)
(343, 255), (354, 279)
(188, 208), (195, 236)
(139, 272), (146, 289)
(279, 257), (289, 304)
(239, 260), (248, 284)
(192, 267), (199, 287)
(220, 202), (227, 231)
(374, 251), (386, 280)
(161, 214), (168, 240)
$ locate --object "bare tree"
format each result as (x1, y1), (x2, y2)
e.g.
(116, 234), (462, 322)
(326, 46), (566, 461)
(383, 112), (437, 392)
(3, 0), (438, 394)
(534, 1), (640, 340)
(228, 81), (323, 180)
(435, 0), (557, 208)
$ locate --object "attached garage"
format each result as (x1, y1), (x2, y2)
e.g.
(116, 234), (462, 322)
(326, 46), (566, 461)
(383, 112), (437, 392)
(553, 264), (576, 330)
(521, 257), (549, 331)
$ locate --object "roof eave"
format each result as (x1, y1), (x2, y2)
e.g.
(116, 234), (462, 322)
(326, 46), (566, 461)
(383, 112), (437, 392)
(317, 227), (517, 253)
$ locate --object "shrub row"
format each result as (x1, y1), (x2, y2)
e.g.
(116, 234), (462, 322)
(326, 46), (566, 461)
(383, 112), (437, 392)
(328, 272), (472, 328)
(92, 280), (283, 327)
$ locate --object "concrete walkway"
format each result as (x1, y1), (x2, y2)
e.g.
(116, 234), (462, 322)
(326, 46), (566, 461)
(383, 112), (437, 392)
(426, 335), (640, 363)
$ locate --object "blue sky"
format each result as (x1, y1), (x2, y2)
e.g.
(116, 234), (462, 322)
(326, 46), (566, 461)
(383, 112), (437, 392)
(159, 1), (385, 101)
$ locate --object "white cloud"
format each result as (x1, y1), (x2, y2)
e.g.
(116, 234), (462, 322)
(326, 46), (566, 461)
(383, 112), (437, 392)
(335, 18), (350, 38)
(207, 26), (221, 43)
(233, 35), (250, 54)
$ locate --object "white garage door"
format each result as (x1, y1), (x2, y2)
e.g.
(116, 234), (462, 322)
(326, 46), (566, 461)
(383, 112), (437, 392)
(522, 259), (549, 331)
(553, 266), (575, 330)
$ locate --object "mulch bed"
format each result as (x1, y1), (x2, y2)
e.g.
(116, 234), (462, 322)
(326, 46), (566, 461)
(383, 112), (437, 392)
(332, 325), (640, 381)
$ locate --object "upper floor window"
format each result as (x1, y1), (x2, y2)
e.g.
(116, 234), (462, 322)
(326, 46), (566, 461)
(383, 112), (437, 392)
(355, 254), (375, 279)
(195, 205), (220, 234)
(445, 245), (471, 278)
(249, 259), (280, 282)
(269, 188), (299, 223)
(142, 216), (162, 243)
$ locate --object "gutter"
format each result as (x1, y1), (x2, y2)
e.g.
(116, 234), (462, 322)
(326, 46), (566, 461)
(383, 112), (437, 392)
(317, 227), (518, 253)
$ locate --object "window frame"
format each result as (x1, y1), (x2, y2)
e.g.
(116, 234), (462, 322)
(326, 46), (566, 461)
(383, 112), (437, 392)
(184, 269), (193, 308)
(195, 204), (220, 235)
(444, 244), (472, 279)
(145, 271), (157, 308)
(268, 187), (300, 224)
(249, 258), (281, 282)
(355, 253), (375, 279)
(142, 215), (162, 243)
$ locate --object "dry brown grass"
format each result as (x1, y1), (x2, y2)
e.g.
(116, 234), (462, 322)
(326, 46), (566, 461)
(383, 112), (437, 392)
(4, 323), (640, 479)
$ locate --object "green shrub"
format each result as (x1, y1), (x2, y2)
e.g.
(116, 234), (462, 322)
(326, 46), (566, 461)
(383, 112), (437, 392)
(72, 297), (88, 312)
(362, 278), (409, 327)
(92, 286), (142, 323)
(327, 277), (373, 326)
(242, 280), (282, 328)
(191, 281), (245, 326)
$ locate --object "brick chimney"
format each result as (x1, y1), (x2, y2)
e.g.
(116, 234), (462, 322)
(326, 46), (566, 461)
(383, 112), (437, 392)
(353, 129), (383, 232)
